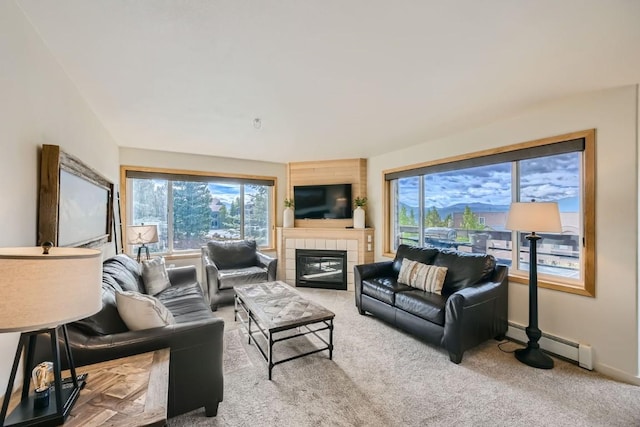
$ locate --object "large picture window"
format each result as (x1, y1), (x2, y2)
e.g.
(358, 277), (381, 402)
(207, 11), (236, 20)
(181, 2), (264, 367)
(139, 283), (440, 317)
(122, 167), (276, 255)
(384, 130), (595, 296)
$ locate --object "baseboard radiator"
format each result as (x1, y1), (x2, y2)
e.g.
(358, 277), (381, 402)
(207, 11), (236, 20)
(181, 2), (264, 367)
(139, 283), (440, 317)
(507, 321), (593, 370)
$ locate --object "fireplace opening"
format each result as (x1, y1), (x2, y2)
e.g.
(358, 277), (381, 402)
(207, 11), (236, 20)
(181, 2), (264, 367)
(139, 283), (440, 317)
(296, 249), (347, 290)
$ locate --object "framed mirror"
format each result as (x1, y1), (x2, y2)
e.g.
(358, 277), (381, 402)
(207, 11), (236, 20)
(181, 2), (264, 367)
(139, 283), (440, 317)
(38, 144), (114, 248)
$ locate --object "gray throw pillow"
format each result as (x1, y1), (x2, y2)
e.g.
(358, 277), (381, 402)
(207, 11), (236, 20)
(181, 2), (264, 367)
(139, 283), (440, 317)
(141, 257), (171, 295)
(115, 290), (175, 331)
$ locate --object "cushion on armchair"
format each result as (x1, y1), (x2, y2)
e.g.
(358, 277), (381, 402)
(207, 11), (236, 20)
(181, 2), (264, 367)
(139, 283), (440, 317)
(207, 240), (258, 270)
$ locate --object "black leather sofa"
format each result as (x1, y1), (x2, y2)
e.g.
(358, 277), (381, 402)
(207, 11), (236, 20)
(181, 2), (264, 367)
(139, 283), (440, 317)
(33, 254), (224, 418)
(355, 245), (508, 363)
(202, 240), (277, 310)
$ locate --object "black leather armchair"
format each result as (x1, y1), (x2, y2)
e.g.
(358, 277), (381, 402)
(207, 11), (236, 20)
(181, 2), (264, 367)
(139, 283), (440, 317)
(32, 254), (224, 418)
(355, 245), (508, 363)
(202, 240), (277, 310)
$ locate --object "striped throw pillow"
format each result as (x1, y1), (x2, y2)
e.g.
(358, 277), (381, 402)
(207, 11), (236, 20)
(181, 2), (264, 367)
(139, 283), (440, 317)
(398, 258), (448, 294)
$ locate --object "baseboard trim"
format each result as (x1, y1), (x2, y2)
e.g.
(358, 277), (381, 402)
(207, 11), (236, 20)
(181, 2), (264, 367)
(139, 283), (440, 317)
(506, 322), (579, 364)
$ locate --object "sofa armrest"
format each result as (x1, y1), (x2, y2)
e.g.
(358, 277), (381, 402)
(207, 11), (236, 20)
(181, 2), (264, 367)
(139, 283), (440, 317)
(167, 265), (198, 287)
(257, 251), (277, 280)
(202, 254), (220, 304)
(63, 318), (224, 367)
(443, 265), (509, 360)
(354, 261), (395, 281)
(354, 261), (394, 312)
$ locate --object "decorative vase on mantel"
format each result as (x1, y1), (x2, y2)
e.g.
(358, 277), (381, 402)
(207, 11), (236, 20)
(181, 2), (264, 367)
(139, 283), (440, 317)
(353, 196), (367, 229)
(283, 199), (295, 228)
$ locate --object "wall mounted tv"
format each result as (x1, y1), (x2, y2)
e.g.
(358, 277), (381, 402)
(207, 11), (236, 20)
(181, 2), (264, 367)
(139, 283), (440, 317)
(293, 184), (352, 219)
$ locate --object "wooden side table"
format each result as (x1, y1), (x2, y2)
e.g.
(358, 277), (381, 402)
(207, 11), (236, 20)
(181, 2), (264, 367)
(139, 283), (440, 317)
(9, 349), (170, 427)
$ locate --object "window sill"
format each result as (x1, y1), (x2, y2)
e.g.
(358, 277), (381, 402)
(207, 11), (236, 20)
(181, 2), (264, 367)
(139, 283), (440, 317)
(508, 272), (594, 297)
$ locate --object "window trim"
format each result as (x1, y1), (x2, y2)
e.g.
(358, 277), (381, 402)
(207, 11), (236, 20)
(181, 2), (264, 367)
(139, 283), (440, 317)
(120, 165), (278, 254)
(382, 129), (596, 297)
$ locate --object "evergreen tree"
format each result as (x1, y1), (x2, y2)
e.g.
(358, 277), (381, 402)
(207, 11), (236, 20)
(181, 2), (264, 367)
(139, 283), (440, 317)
(223, 197), (241, 231)
(172, 181), (213, 249)
(425, 207), (444, 227)
(461, 206), (485, 230)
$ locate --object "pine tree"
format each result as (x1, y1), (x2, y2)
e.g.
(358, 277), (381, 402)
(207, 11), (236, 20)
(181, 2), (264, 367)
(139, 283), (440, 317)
(425, 207), (443, 227)
(172, 181), (213, 249)
(461, 206), (484, 231)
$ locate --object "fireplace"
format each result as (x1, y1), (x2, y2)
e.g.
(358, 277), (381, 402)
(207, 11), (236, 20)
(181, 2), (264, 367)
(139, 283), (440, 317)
(296, 249), (347, 290)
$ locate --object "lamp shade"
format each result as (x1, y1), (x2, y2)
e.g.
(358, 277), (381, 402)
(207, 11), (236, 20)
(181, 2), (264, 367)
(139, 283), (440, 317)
(0, 246), (102, 333)
(126, 224), (159, 245)
(505, 202), (562, 233)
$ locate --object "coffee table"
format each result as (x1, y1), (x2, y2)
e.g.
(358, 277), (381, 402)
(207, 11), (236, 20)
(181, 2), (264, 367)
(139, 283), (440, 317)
(234, 281), (335, 379)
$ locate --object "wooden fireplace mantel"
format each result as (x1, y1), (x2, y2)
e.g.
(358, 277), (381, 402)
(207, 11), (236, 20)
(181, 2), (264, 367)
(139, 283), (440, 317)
(276, 227), (375, 291)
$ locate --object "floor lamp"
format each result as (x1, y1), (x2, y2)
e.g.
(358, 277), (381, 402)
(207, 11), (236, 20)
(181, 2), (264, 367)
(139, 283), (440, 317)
(506, 201), (562, 369)
(126, 224), (159, 262)
(0, 244), (101, 427)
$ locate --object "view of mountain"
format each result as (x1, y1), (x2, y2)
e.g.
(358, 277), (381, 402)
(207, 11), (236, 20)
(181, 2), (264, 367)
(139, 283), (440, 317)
(399, 196), (579, 220)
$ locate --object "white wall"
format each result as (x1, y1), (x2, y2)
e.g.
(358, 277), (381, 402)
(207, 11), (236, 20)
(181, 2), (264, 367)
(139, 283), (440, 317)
(0, 1), (120, 399)
(368, 85), (639, 382)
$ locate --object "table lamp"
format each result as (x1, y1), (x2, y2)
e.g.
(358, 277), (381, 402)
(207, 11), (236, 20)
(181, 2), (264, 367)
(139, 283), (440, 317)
(506, 200), (562, 369)
(126, 224), (159, 262)
(0, 244), (102, 426)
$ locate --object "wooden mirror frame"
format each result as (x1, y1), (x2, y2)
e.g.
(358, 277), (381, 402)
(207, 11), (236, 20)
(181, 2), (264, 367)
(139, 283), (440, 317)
(38, 144), (114, 248)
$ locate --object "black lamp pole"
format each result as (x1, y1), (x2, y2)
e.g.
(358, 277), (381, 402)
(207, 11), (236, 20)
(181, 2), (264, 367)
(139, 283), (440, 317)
(515, 232), (554, 369)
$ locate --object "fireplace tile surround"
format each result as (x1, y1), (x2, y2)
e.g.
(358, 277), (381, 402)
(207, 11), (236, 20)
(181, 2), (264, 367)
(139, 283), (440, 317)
(276, 227), (374, 291)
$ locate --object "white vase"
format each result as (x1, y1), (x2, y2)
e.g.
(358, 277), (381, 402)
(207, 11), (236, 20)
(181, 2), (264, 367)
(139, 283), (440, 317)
(353, 206), (365, 229)
(283, 207), (294, 228)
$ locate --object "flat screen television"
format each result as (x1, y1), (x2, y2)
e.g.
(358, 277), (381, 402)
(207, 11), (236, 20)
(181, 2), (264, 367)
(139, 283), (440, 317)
(293, 184), (352, 219)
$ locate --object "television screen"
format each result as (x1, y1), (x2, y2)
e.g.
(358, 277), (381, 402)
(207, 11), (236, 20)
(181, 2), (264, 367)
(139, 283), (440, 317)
(294, 184), (352, 219)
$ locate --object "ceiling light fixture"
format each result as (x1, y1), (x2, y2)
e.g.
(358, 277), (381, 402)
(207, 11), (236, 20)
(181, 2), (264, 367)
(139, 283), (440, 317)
(253, 118), (262, 129)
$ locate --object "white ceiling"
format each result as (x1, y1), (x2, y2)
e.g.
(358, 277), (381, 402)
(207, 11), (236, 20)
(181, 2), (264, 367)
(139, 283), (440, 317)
(16, 0), (640, 163)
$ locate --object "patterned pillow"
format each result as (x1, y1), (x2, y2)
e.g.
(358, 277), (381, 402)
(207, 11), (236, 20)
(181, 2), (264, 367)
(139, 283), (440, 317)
(116, 291), (175, 331)
(398, 258), (448, 295)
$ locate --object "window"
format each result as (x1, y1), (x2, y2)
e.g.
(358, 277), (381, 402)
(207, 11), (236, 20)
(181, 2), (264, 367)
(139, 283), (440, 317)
(123, 167), (276, 254)
(384, 130), (595, 296)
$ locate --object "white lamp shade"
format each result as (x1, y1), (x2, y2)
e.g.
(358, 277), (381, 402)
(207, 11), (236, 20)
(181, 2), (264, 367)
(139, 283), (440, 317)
(505, 202), (562, 233)
(126, 224), (159, 245)
(0, 246), (102, 333)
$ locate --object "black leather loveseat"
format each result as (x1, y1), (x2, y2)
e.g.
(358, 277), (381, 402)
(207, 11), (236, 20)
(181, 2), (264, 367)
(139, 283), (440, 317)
(33, 254), (224, 418)
(355, 245), (508, 363)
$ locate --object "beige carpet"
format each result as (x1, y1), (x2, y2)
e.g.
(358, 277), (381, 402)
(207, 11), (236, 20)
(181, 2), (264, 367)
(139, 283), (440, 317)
(170, 288), (640, 427)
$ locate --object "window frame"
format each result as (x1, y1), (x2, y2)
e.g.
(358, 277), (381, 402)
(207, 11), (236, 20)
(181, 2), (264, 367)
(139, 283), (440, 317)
(382, 129), (596, 297)
(120, 165), (278, 257)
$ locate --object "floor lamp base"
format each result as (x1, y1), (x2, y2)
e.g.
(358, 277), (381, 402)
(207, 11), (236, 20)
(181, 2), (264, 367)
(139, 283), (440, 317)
(515, 346), (554, 369)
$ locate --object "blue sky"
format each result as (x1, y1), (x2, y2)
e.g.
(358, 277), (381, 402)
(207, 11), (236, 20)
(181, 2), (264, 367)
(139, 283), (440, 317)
(208, 183), (260, 206)
(399, 152), (580, 211)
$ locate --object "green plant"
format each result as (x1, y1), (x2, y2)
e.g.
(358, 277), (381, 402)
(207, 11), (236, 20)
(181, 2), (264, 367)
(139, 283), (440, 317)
(354, 196), (368, 207)
(284, 198), (294, 208)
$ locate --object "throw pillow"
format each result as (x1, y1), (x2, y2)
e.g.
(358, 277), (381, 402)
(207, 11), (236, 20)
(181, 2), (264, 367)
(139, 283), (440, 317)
(398, 258), (448, 295)
(115, 291), (175, 331)
(141, 257), (171, 295)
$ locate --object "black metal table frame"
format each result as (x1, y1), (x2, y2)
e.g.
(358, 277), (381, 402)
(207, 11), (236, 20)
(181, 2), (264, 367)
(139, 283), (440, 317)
(234, 293), (334, 380)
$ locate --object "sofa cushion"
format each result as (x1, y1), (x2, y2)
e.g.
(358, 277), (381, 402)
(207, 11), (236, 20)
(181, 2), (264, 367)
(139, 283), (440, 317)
(433, 250), (496, 295)
(142, 257), (171, 295)
(362, 277), (414, 305)
(207, 240), (258, 270)
(395, 290), (448, 326)
(218, 266), (267, 289)
(72, 284), (129, 336)
(398, 259), (447, 295)
(157, 283), (213, 323)
(102, 254), (145, 293)
(392, 245), (439, 275)
(116, 291), (175, 331)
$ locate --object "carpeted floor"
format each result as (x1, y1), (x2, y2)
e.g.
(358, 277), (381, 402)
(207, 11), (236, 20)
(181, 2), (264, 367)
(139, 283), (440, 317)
(170, 288), (640, 427)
